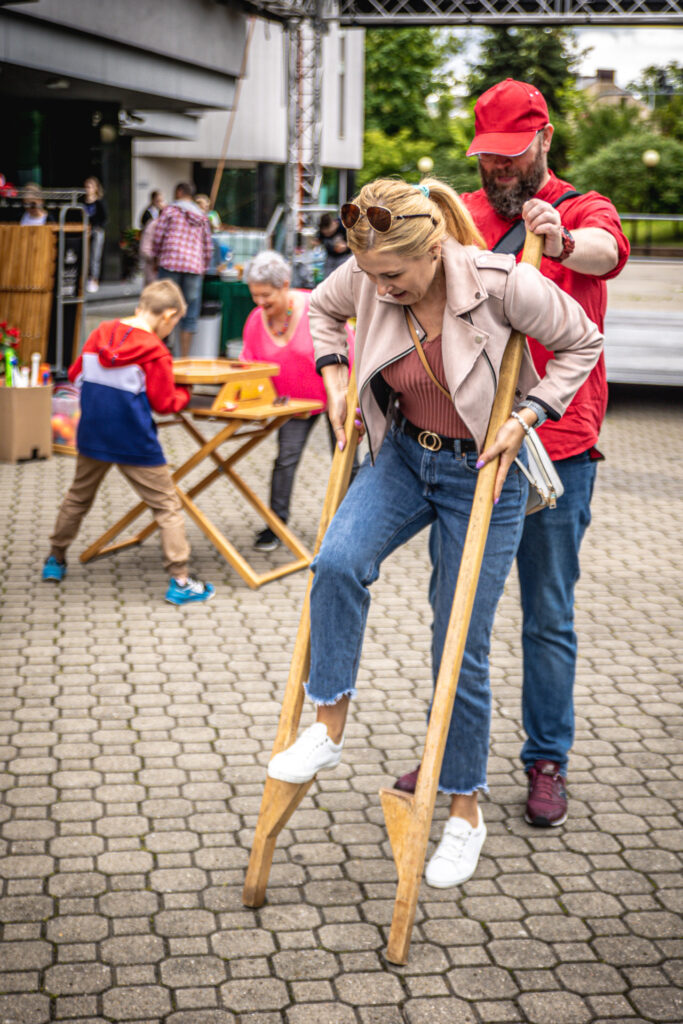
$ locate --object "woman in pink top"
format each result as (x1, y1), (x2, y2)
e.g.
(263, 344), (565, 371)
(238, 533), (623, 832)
(242, 250), (355, 550)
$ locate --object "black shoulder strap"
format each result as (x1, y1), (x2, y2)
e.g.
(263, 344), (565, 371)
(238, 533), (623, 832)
(492, 190), (583, 256)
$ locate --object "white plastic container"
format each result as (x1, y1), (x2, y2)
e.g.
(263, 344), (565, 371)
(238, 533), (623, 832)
(191, 312), (222, 358)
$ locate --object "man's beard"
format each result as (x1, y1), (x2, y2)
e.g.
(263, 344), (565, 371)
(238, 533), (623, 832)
(479, 148), (547, 220)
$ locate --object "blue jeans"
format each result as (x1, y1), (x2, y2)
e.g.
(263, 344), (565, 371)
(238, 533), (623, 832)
(157, 268), (203, 333)
(307, 425), (527, 794)
(517, 451), (597, 776)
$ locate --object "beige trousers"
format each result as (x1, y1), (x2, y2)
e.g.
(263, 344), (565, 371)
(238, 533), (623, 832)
(50, 455), (190, 577)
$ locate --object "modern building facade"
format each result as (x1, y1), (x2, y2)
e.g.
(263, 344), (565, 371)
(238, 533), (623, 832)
(133, 18), (364, 232)
(1, 1), (364, 277)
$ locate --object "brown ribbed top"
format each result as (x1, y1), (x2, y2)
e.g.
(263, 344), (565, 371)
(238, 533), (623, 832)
(381, 334), (472, 438)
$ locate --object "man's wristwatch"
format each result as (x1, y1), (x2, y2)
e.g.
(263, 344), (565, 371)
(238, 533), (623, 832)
(547, 225), (575, 263)
(518, 399), (548, 428)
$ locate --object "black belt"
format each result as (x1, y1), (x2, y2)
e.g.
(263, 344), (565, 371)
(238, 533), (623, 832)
(394, 412), (476, 454)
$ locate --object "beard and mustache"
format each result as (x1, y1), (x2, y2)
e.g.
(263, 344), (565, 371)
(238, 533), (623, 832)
(479, 141), (547, 220)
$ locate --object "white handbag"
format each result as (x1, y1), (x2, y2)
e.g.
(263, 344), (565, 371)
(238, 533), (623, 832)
(513, 418), (564, 515)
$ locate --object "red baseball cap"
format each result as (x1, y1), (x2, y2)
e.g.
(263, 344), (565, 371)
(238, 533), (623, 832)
(467, 79), (549, 157)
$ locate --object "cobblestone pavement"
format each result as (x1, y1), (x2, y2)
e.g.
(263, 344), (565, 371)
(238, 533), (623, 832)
(0, 387), (681, 1024)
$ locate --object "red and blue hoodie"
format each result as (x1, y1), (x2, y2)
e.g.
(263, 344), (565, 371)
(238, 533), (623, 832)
(68, 320), (190, 466)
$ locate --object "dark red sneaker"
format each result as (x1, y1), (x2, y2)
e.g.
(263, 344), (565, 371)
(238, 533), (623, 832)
(393, 765), (420, 793)
(525, 760), (568, 827)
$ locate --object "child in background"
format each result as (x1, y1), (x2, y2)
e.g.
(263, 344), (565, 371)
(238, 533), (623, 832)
(42, 279), (214, 606)
(195, 194), (222, 233)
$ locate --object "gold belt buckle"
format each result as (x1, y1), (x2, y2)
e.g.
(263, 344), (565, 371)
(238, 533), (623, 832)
(417, 429), (442, 452)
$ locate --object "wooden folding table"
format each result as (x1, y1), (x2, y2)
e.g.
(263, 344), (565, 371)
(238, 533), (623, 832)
(79, 358), (323, 588)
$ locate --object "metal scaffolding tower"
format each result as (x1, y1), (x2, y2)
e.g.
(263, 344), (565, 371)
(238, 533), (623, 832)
(242, 0), (683, 253)
(284, 8), (325, 256)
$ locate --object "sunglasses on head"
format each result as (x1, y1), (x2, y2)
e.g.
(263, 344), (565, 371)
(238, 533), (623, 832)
(341, 203), (435, 233)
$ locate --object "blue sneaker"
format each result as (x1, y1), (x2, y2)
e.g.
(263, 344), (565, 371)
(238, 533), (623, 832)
(165, 576), (215, 605)
(42, 556), (66, 582)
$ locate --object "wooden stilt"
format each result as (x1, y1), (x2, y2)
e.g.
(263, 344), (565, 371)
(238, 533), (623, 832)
(382, 231), (544, 964)
(243, 372), (359, 907)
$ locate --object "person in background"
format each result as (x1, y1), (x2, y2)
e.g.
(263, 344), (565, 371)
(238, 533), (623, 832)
(20, 183), (52, 225)
(152, 182), (213, 358)
(195, 194), (222, 233)
(42, 279), (214, 606)
(266, 176), (603, 890)
(83, 176), (107, 293)
(139, 193), (167, 286)
(318, 212), (352, 279)
(141, 190), (165, 228)
(394, 79), (630, 830)
(241, 250), (356, 551)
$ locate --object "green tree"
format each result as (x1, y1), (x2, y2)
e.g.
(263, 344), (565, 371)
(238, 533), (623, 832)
(570, 133), (683, 214)
(361, 28), (465, 186)
(568, 101), (645, 165)
(464, 27), (585, 173)
(628, 62), (683, 141)
(364, 28), (461, 139)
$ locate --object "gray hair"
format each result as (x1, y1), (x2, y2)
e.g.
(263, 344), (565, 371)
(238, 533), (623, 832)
(244, 250), (291, 288)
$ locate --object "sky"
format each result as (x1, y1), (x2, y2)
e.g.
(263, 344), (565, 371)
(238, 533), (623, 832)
(574, 27), (682, 86)
(452, 26), (682, 91)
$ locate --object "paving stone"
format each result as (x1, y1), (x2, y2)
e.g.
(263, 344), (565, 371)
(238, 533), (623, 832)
(404, 996), (478, 1023)
(0, 993), (51, 1024)
(555, 962), (628, 994)
(318, 923), (383, 951)
(518, 992), (592, 1024)
(101, 985), (173, 1020)
(211, 928), (276, 958)
(271, 950), (339, 980)
(334, 971), (404, 1005)
(167, 1013), (235, 1024)
(448, 965), (518, 999)
(221, 978), (289, 1012)
(487, 939), (557, 968)
(592, 936), (662, 965)
(160, 955), (227, 986)
(99, 935), (165, 965)
(630, 986), (683, 1021)
(286, 1004), (356, 1024)
(43, 962), (111, 995)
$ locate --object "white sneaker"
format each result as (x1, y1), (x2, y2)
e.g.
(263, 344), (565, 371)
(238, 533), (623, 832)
(86, 278), (99, 293)
(425, 809), (487, 888)
(267, 722), (343, 784)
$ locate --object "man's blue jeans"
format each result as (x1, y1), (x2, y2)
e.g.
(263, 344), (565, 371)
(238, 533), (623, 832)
(307, 425), (527, 795)
(157, 268), (203, 333)
(517, 451), (597, 776)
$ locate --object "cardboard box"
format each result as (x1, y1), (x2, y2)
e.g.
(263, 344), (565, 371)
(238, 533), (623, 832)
(0, 385), (53, 462)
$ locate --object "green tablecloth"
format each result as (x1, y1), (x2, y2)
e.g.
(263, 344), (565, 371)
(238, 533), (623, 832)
(202, 278), (255, 355)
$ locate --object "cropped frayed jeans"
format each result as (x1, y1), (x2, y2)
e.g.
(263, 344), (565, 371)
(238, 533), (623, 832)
(307, 424), (527, 795)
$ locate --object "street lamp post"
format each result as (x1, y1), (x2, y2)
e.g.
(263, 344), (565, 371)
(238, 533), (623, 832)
(641, 148), (660, 254)
(417, 156), (434, 177)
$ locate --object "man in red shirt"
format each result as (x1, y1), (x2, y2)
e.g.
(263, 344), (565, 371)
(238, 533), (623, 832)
(463, 79), (629, 826)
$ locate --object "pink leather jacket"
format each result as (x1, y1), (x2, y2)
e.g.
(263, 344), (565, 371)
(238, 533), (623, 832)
(309, 237), (603, 460)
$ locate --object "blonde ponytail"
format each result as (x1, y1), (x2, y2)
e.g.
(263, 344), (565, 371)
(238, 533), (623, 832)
(419, 177), (485, 249)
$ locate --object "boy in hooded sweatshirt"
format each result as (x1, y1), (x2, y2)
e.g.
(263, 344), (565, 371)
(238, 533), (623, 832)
(42, 279), (214, 606)
(152, 182), (213, 358)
